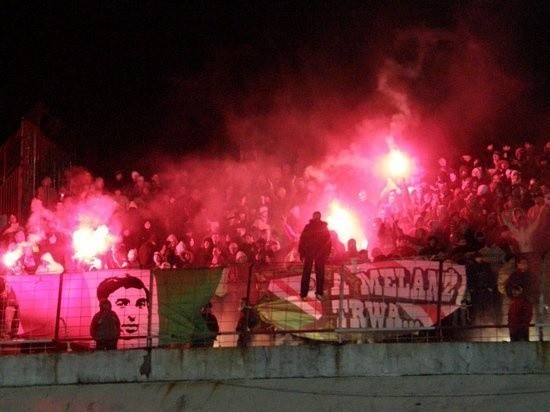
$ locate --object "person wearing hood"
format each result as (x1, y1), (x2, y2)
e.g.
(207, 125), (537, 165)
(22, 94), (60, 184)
(90, 298), (121, 350)
(298, 211), (332, 300)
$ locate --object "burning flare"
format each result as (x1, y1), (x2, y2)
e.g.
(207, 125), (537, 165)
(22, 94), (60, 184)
(3, 248), (22, 268)
(72, 224), (113, 261)
(325, 200), (368, 250)
(384, 149), (411, 178)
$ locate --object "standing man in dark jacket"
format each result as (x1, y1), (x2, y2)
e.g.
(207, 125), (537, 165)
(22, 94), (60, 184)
(507, 284), (532, 341)
(90, 298), (121, 350)
(299, 211), (332, 300)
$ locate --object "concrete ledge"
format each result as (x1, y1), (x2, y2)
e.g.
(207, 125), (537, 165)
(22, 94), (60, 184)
(0, 342), (548, 387)
(3, 375), (550, 411)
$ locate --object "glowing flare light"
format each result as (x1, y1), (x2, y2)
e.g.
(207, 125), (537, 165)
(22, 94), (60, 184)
(72, 225), (112, 261)
(385, 149), (411, 178)
(3, 249), (22, 268)
(325, 200), (368, 250)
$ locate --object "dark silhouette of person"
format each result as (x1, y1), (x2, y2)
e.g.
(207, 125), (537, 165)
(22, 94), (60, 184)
(236, 298), (260, 348)
(191, 301), (220, 348)
(507, 284), (532, 342)
(298, 211), (332, 300)
(90, 298), (121, 350)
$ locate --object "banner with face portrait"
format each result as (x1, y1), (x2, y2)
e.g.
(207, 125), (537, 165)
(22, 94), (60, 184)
(58, 269), (156, 349)
(2, 267), (223, 349)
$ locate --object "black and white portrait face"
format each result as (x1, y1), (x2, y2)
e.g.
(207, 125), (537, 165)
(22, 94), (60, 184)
(109, 286), (149, 337)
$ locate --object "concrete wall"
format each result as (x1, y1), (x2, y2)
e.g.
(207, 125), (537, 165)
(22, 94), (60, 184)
(1, 342), (549, 411)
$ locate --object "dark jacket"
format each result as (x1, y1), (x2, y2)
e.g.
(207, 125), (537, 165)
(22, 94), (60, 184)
(298, 218), (332, 259)
(90, 308), (121, 341)
(508, 296), (532, 334)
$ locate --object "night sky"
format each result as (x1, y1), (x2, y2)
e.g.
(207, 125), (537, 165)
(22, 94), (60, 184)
(1, 1), (549, 178)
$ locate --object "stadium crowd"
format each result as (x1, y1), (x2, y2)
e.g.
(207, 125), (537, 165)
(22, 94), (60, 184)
(1, 141), (549, 330)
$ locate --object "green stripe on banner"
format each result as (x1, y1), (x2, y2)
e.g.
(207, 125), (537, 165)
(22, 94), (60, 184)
(256, 298), (317, 330)
(256, 299), (337, 341)
(155, 267), (223, 345)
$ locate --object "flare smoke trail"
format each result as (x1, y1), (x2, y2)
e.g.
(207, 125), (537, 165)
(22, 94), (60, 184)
(14, 1), (550, 254)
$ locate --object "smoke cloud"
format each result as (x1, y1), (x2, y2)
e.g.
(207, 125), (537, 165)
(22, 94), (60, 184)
(114, 2), (546, 236)
(19, 2), (549, 255)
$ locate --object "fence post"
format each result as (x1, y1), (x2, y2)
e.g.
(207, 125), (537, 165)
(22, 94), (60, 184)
(239, 263), (254, 347)
(245, 263), (253, 305)
(53, 271), (64, 343)
(337, 263), (345, 343)
(436, 259), (444, 341)
(538, 251), (548, 342)
(147, 269), (154, 349)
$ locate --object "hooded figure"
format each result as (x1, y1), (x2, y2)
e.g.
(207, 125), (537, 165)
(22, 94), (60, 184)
(90, 298), (121, 350)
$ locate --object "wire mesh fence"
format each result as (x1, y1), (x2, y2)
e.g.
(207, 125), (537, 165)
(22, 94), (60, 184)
(1, 256), (548, 355)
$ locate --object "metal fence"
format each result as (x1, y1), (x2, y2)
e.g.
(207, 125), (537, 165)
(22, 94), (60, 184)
(1, 256), (548, 354)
